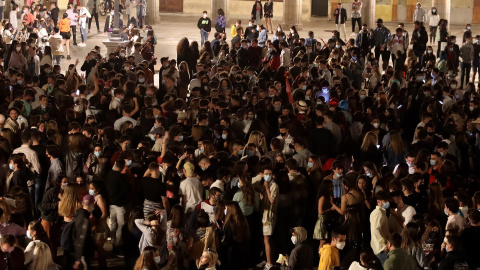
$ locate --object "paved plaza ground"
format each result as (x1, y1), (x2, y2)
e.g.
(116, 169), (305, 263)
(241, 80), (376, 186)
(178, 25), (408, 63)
(61, 14), (475, 269)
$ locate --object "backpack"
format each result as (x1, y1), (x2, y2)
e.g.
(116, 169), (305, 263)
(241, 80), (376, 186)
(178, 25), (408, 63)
(60, 220), (76, 251)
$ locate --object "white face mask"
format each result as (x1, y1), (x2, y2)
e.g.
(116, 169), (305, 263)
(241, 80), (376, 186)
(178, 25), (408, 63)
(291, 236), (297, 245)
(16, 47), (21, 52)
(336, 241), (346, 250)
(277, 27), (281, 32)
(203, 14), (207, 18)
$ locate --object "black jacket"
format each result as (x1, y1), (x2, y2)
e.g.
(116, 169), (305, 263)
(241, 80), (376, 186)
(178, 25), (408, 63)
(309, 128), (334, 160)
(412, 26), (428, 52)
(251, 2), (263, 19)
(73, 208), (94, 261)
(197, 17), (211, 32)
(438, 250), (474, 270)
(334, 8), (347, 24)
(280, 242), (314, 270)
(39, 187), (60, 223)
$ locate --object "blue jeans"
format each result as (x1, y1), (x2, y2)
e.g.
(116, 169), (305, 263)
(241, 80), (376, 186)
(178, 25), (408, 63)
(376, 251), (389, 266)
(80, 26), (87, 42)
(200, 29), (209, 46)
(34, 177), (44, 209)
(53, 55), (62, 65)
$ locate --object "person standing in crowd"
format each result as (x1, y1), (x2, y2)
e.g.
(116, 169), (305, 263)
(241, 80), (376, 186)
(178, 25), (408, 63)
(411, 20), (429, 60)
(383, 233), (421, 270)
(215, 8), (226, 33)
(370, 191), (391, 265)
(264, 0), (273, 34)
(351, 0), (362, 33)
(413, 2), (426, 25)
(136, 0), (147, 29)
(87, 0), (101, 33)
(57, 13), (72, 60)
(197, 11), (211, 47)
(66, 3), (78, 46)
(318, 228), (347, 270)
(334, 2), (347, 41)
(459, 35), (474, 89)
(428, 6), (440, 45)
(251, 0), (263, 27)
(76, 4), (90, 47)
(372, 18), (391, 70)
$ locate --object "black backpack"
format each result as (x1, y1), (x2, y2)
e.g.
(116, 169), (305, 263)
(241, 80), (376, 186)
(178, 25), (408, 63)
(60, 220), (75, 251)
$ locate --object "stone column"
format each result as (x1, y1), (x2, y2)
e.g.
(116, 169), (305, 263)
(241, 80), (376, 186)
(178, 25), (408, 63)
(146, 0), (160, 25)
(283, 0), (303, 30)
(211, 0), (227, 20)
(362, 0), (375, 28)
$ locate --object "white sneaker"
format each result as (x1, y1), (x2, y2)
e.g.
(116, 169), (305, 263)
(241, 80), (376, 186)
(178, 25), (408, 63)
(78, 43), (86, 47)
(264, 263), (273, 270)
(256, 261), (267, 268)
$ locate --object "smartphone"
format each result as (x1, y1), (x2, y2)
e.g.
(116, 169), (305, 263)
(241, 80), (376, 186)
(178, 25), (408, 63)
(397, 104), (403, 109)
(317, 87), (330, 102)
(439, 101), (443, 105)
(9, 86), (12, 91)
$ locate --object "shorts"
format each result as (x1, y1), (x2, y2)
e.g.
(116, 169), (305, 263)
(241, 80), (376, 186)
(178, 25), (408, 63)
(263, 221), (275, 236)
(473, 61), (480, 73)
(60, 31), (70, 39)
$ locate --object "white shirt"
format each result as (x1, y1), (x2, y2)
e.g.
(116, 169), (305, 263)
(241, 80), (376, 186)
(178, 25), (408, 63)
(113, 116), (137, 131)
(370, 206), (390, 255)
(348, 261), (369, 270)
(78, 7), (91, 28)
(109, 97), (122, 114)
(393, 163), (415, 175)
(179, 177), (203, 213)
(388, 204), (416, 234)
(280, 48), (291, 67)
(210, 179), (225, 192)
(446, 214), (467, 232)
(276, 134), (294, 155)
(13, 144), (41, 174)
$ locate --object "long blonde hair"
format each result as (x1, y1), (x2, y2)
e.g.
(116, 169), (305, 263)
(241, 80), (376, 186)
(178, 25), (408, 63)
(30, 242), (57, 270)
(247, 131), (267, 154)
(360, 131), (378, 151)
(58, 183), (81, 218)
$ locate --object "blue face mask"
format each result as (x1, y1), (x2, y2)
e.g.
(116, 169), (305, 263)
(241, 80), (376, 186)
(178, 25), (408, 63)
(177, 135), (184, 142)
(139, 78), (145, 83)
(199, 147), (204, 154)
(126, 160), (132, 167)
(246, 150), (254, 156)
(89, 189), (95, 196)
(221, 134), (227, 140)
(9, 164), (14, 170)
(237, 149), (243, 156)
(307, 162), (313, 169)
(382, 202), (390, 209)
(17, 80), (23, 85)
(334, 172), (342, 178)
(154, 256), (161, 264)
(94, 151), (101, 157)
(446, 245), (450, 252)
(366, 172), (371, 177)
(26, 230), (32, 239)
(264, 174), (272, 182)
(237, 181), (241, 188)
(430, 160), (436, 166)
(444, 208), (449, 216)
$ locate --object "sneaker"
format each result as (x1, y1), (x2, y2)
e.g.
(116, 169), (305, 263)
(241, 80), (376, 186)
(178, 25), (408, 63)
(67, 55), (71, 60)
(264, 263), (272, 270)
(256, 261), (267, 268)
(78, 43), (86, 47)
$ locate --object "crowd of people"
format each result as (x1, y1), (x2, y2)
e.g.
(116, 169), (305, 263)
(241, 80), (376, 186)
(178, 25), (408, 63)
(0, 0), (480, 270)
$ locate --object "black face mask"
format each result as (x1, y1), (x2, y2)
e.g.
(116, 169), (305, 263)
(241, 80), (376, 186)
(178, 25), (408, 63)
(280, 132), (286, 137)
(377, 23), (382, 28)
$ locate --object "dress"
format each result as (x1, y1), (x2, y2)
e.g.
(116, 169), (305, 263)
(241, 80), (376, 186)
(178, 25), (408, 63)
(264, 1), (273, 18)
(313, 196), (333, 240)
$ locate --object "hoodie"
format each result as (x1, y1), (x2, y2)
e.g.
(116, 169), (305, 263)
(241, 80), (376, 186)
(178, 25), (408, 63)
(318, 244), (340, 270)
